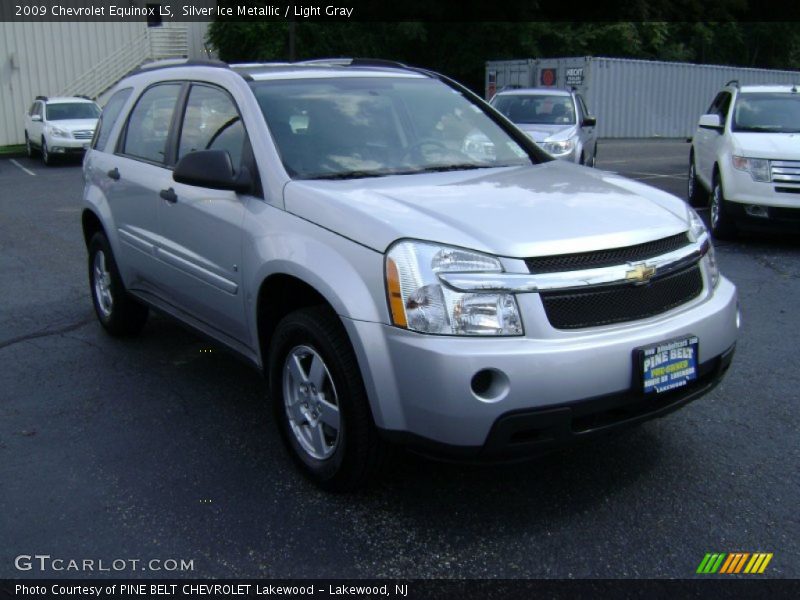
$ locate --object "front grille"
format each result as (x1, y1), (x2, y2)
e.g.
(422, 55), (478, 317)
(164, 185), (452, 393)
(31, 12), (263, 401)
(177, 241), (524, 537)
(526, 233), (690, 273)
(771, 160), (800, 184)
(72, 130), (94, 140)
(541, 265), (703, 329)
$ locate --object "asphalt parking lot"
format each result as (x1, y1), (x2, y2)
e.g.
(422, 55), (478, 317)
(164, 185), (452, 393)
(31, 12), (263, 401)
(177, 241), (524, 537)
(1, 140), (798, 579)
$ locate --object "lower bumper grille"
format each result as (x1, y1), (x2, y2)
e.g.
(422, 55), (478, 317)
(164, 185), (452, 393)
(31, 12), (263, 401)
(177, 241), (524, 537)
(541, 265), (704, 329)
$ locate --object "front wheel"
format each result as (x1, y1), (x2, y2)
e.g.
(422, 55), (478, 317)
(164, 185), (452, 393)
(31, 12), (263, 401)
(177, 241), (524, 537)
(710, 175), (738, 240)
(269, 306), (383, 491)
(25, 133), (36, 158)
(88, 232), (148, 336)
(687, 155), (706, 207)
(41, 138), (53, 166)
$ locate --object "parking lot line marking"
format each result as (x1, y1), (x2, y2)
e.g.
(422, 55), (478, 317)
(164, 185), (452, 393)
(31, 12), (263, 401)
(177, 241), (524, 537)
(10, 159), (35, 176)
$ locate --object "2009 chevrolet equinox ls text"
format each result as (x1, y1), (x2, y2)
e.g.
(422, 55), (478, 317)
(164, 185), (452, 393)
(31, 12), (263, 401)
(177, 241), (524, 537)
(81, 58), (739, 490)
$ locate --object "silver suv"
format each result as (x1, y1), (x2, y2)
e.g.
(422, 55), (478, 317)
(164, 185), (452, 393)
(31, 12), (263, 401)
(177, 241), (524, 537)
(490, 87), (598, 166)
(82, 59), (738, 490)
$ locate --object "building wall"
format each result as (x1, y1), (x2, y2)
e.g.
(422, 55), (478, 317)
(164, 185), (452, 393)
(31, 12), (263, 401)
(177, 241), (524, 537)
(0, 21), (210, 147)
(486, 57), (800, 138)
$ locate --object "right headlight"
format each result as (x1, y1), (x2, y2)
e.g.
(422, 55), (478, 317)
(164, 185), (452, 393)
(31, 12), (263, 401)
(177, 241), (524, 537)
(732, 156), (770, 182)
(47, 126), (69, 138)
(385, 241), (524, 336)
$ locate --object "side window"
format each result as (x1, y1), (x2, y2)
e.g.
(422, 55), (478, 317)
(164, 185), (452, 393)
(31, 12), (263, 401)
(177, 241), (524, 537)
(92, 88), (133, 152)
(717, 92), (732, 120)
(121, 83), (182, 164)
(577, 95), (590, 118)
(177, 84), (248, 170)
(28, 103), (36, 116)
(33, 102), (42, 118)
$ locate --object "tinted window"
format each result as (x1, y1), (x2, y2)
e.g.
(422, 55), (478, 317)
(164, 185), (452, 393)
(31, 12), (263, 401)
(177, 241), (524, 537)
(732, 92), (800, 133)
(28, 103), (36, 116)
(252, 77), (534, 179)
(577, 95), (589, 118)
(92, 88), (133, 152)
(46, 103), (100, 120)
(122, 84), (182, 164)
(493, 94), (576, 125)
(178, 85), (247, 169)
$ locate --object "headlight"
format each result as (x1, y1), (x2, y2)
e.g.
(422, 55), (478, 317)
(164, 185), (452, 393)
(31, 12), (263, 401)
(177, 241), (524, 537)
(385, 241), (523, 336)
(688, 208), (720, 288)
(48, 126), (69, 138)
(541, 138), (576, 156)
(732, 156), (770, 182)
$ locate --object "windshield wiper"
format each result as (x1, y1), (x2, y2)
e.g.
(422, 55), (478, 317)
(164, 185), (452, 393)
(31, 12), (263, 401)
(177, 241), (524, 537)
(408, 164), (496, 174)
(306, 170), (398, 180)
(735, 125), (789, 132)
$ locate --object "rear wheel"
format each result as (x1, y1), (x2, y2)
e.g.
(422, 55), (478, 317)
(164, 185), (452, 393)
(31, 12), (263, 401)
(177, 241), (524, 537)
(687, 153), (706, 207)
(269, 306), (383, 491)
(88, 232), (148, 336)
(710, 173), (738, 240)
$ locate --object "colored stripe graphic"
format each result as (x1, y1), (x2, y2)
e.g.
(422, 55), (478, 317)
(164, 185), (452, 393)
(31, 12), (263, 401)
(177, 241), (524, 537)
(699, 552), (773, 574)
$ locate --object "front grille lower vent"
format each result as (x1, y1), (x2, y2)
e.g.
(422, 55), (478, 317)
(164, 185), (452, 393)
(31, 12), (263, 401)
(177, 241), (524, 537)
(541, 265), (703, 329)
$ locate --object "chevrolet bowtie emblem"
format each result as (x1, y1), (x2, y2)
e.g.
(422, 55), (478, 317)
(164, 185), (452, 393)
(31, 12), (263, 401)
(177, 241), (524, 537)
(626, 263), (657, 283)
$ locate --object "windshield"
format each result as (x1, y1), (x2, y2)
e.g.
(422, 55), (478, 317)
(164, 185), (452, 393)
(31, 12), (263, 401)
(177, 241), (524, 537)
(46, 102), (101, 121)
(492, 94), (576, 125)
(250, 77), (534, 179)
(732, 93), (800, 133)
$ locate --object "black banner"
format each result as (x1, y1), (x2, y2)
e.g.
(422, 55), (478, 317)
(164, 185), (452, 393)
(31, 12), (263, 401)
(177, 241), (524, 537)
(2, 579), (798, 600)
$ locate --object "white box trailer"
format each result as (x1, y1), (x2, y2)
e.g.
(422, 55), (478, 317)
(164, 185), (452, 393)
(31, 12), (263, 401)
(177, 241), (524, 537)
(485, 56), (800, 138)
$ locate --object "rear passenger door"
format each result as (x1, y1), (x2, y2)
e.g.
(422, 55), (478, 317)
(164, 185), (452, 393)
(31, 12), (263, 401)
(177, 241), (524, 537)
(107, 82), (184, 294)
(156, 83), (254, 343)
(696, 92), (730, 184)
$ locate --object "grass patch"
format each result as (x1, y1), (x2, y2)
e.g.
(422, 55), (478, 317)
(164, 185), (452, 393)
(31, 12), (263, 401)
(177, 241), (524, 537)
(0, 144), (26, 156)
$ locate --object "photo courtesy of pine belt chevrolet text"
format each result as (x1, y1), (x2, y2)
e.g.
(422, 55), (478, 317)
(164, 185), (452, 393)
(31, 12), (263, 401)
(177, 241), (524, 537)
(80, 58), (739, 490)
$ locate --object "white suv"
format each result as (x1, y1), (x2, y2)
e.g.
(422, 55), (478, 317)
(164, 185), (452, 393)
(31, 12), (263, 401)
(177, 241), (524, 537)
(24, 96), (101, 165)
(688, 83), (800, 238)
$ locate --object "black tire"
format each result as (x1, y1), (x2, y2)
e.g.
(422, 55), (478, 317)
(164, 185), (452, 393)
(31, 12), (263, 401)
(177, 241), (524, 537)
(588, 143), (598, 167)
(579, 152), (585, 166)
(88, 232), (148, 336)
(710, 173), (738, 240)
(269, 306), (383, 491)
(25, 132), (36, 158)
(687, 152), (707, 207)
(41, 137), (53, 166)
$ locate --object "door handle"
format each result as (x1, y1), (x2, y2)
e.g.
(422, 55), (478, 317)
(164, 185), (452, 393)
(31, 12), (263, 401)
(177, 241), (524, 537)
(159, 187), (178, 203)
(107, 167), (120, 181)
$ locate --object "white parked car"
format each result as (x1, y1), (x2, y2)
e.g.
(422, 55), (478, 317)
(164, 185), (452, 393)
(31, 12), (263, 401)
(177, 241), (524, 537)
(24, 96), (101, 165)
(689, 83), (800, 238)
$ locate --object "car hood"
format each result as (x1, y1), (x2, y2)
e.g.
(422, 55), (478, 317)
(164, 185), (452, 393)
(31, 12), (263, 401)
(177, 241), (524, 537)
(49, 119), (97, 131)
(283, 161), (691, 258)
(516, 123), (577, 142)
(731, 132), (800, 159)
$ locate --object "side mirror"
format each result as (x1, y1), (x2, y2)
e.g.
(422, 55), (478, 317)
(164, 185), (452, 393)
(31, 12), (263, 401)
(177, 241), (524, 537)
(698, 113), (723, 131)
(582, 115), (597, 127)
(173, 150), (252, 193)
(31, 115), (42, 122)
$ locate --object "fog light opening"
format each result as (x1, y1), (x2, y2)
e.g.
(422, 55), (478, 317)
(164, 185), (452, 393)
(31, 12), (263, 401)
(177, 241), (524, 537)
(470, 369), (510, 403)
(745, 205), (769, 218)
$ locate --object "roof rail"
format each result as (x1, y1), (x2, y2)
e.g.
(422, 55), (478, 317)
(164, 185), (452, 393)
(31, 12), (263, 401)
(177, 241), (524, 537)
(35, 95), (48, 101)
(725, 79), (740, 88)
(295, 57), (410, 70)
(128, 58), (230, 77)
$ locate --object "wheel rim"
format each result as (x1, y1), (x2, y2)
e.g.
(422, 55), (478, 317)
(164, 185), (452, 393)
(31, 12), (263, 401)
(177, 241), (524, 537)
(688, 163), (695, 198)
(711, 183), (721, 229)
(282, 345), (341, 460)
(26, 137), (31, 155)
(93, 250), (113, 318)
(42, 142), (48, 162)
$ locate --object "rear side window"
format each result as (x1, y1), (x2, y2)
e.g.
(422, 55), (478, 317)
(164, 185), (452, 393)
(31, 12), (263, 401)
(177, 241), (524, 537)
(92, 88), (133, 152)
(121, 84), (182, 164)
(177, 84), (247, 169)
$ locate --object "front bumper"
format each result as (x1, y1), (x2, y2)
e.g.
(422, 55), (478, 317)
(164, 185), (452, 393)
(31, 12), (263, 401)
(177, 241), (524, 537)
(343, 276), (738, 451)
(48, 137), (91, 153)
